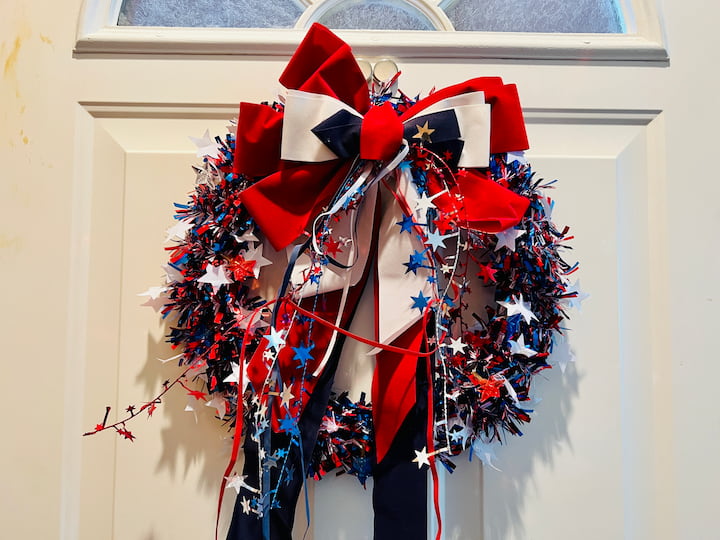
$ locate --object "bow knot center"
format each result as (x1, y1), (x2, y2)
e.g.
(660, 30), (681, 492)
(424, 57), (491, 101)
(360, 102), (404, 162)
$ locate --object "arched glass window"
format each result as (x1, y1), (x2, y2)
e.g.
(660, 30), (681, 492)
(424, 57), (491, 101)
(118, 0), (626, 33)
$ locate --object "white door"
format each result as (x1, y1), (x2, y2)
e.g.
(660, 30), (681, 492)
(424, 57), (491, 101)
(2, 1), (718, 539)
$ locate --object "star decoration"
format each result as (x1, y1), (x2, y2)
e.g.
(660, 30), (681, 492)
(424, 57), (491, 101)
(449, 423), (473, 448)
(226, 474), (259, 495)
(476, 263), (498, 284)
(508, 334), (537, 357)
(498, 294), (537, 324)
(424, 229), (452, 251)
(243, 244), (272, 278)
(471, 439), (501, 471)
(565, 279), (590, 311)
(197, 263), (232, 292)
(414, 192), (439, 215)
(412, 446), (431, 468)
(206, 395), (227, 418)
(479, 377), (504, 401)
(280, 383), (295, 408)
(223, 362), (240, 384)
(494, 227), (525, 252)
(446, 337), (467, 355)
(162, 263), (184, 284)
(189, 129), (221, 159)
(433, 214), (455, 234)
(292, 342), (315, 368)
(240, 497), (252, 515)
(266, 327), (286, 351)
(137, 286), (167, 299)
(396, 214), (418, 234)
(404, 249), (427, 274)
(164, 219), (194, 243)
(323, 237), (342, 257)
(410, 290), (431, 312)
(412, 121), (435, 143)
(227, 255), (256, 281)
(279, 413), (299, 435)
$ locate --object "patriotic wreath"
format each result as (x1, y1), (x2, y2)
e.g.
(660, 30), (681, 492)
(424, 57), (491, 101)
(86, 24), (580, 540)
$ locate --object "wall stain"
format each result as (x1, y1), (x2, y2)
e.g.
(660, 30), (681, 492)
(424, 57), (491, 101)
(3, 36), (23, 77)
(40, 34), (53, 45)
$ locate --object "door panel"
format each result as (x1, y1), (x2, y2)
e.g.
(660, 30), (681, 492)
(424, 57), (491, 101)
(75, 102), (668, 539)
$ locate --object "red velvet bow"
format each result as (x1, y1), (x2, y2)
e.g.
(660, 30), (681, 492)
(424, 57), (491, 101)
(235, 23), (530, 251)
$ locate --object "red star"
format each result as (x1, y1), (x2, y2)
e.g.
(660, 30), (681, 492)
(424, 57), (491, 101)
(187, 389), (207, 401)
(479, 377), (504, 401)
(433, 214), (455, 234)
(227, 255), (256, 281)
(477, 263), (498, 284)
(145, 402), (158, 417)
(117, 428), (135, 442)
(324, 237), (342, 257)
(94, 424), (105, 432)
(442, 149), (454, 162)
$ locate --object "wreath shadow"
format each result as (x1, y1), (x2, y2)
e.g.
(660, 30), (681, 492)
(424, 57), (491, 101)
(479, 337), (581, 540)
(136, 325), (236, 500)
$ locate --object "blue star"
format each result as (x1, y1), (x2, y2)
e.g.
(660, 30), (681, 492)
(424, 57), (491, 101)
(404, 250), (427, 274)
(427, 274), (437, 284)
(396, 214), (416, 234)
(278, 413), (299, 435)
(410, 291), (431, 312)
(309, 272), (322, 284)
(292, 342), (315, 368)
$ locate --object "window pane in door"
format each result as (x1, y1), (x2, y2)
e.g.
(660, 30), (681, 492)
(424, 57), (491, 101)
(118, 0), (304, 28)
(316, 0), (435, 31)
(442, 0), (625, 33)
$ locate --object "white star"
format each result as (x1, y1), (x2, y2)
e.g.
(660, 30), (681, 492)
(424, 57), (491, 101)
(506, 151), (527, 165)
(162, 263), (184, 284)
(137, 286), (167, 299)
(414, 191), (438, 216)
(240, 497), (252, 515)
(565, 279), (590, 311)
(164, 219), (194, 243)
(189, 129), (221, 159)
(446, 337), (467, 355)
(197, 263), (232, 292)
(440, 263), (453, 275)
(243, 244), (272, 278)
(425, 229), (454, 251)
(494, 227), (525, 252)
(412, 446), (431, 469)
(449, 423), (473, 448)
(280, 383), (295, 408)
(206, 395), (227, 419)
(498, 294), (537, 324)
(508, 335), (537, 357)
(321, 414), (341, 433)
(223, 362), (240, 384)
(266, 327), (286, 351)
(226, 474), (259, 494)
(471, 439), (501, 471)
(234, 228), (259, 246)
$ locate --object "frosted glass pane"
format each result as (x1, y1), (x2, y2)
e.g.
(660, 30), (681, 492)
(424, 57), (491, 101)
(442, 0), (624, 33)
(118, 0), (625, 33)
(317, 0), (435, 30)
(118, 0), (304, 28)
